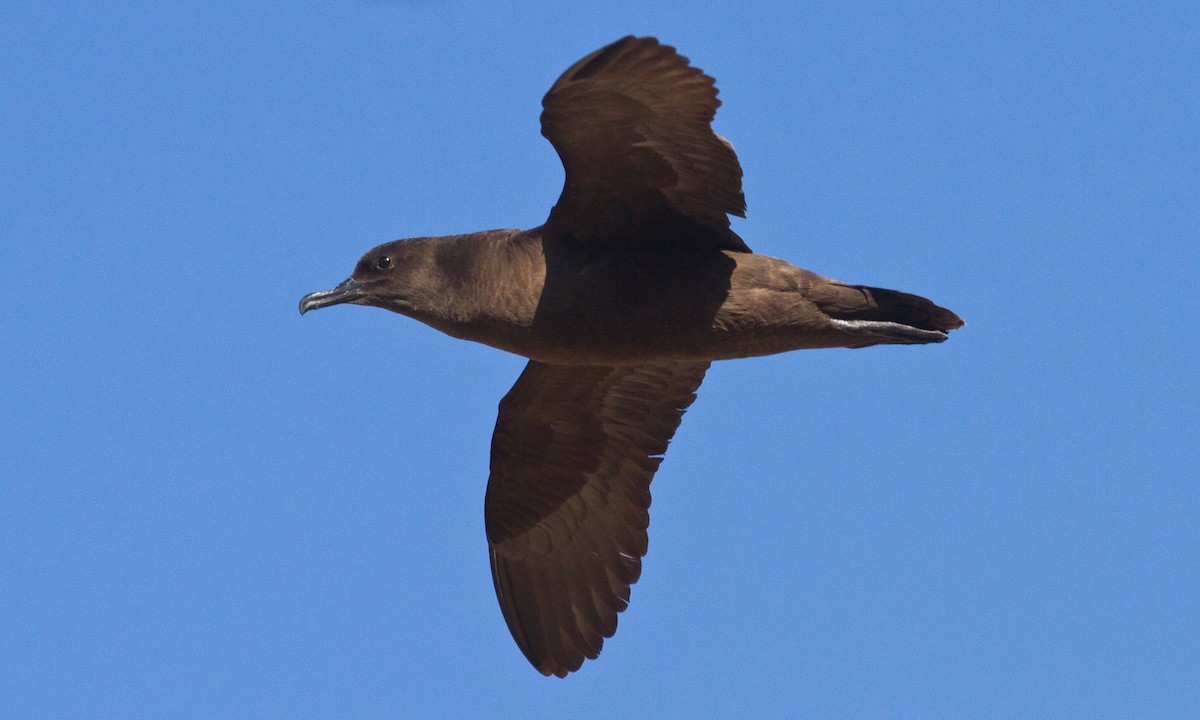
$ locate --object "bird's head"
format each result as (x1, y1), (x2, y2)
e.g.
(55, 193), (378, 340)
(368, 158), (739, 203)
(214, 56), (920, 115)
(299, 239), (430, 316)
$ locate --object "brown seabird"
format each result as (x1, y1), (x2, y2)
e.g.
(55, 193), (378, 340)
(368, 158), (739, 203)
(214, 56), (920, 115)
(300, 36), (963, 677)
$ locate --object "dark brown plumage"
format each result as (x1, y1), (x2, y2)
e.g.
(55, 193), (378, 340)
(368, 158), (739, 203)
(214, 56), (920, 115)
(299, 36), (963, 678)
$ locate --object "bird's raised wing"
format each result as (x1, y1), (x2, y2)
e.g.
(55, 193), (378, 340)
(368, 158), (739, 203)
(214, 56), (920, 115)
(485, 360), (708, 677)
(540, 36), (750, 252)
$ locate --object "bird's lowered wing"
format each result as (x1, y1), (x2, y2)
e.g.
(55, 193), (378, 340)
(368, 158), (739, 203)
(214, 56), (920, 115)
(485, 359), (709, 677)
(540, 36), (750, 252)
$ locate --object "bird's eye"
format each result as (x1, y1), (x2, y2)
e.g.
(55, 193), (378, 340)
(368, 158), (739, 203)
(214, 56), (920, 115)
(376, 256), (392, 270)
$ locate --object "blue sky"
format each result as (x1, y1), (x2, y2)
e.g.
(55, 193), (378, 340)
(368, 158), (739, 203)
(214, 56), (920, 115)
(3, 2), (1197, 718)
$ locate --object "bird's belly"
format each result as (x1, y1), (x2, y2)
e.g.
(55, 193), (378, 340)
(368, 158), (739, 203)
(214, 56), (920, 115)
(449, 292), (848, 365)
(416, 250), (856, 364)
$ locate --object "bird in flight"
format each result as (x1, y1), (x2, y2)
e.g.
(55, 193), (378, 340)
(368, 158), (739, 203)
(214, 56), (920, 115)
(300, 36), (963, 677)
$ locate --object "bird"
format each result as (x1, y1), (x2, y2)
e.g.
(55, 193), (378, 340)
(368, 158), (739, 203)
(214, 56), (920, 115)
(299, 35), (963, 678)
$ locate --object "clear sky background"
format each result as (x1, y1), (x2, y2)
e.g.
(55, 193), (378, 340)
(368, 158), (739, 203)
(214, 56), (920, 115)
(3, 2), (1197, 718)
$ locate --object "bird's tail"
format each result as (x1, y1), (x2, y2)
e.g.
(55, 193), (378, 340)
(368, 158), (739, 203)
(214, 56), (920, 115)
(811, 281), (964, 346)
